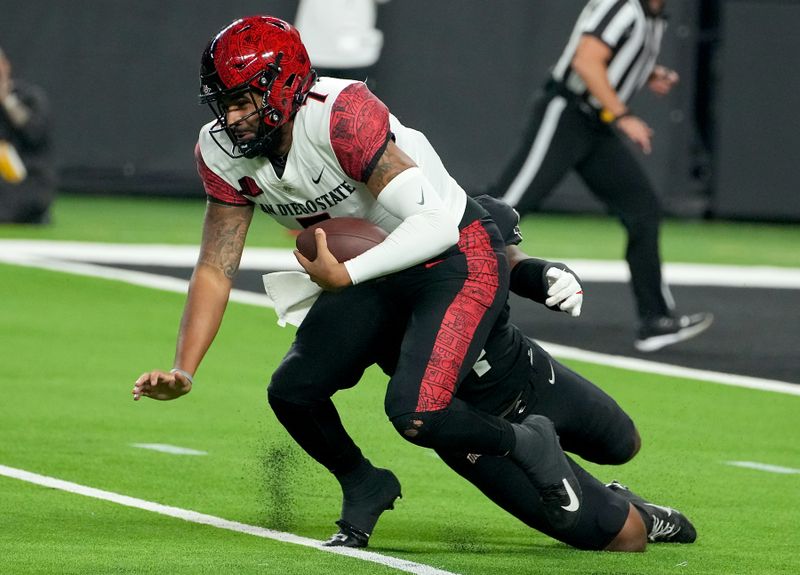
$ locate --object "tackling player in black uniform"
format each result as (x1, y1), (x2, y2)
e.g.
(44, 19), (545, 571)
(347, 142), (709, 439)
(332, 195), (697, 551)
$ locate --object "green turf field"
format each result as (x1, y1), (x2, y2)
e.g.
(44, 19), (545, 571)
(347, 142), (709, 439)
(1, 196), (799, 574)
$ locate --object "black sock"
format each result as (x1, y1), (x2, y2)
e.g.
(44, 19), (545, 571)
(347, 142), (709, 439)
(267, 394), (363, 474)
(335, 457), (375, 490)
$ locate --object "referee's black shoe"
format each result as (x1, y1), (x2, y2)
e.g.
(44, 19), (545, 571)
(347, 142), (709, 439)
(606, 480), (697, 543)
(511, 414), (582, 531)
(323, 467), (402, 548)
(634, 312), (714, 352)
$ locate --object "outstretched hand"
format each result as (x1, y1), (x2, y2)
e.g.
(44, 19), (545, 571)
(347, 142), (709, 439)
(294, 228), (352, 291)
(132, 370), (192, 401)
(545, 267), (583, 317)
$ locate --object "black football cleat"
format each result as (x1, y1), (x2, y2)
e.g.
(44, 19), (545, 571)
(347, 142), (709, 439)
(606, 480), (697, 543)
(323, 520), (370, 548)
(511, 414), (582, 531)
(634, 313), (714, 352)
(323, 468), (402, 548)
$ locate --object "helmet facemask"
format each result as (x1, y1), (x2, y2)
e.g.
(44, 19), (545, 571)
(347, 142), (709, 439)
(198, 16), (316, 159)
(201, 55), (285, 159)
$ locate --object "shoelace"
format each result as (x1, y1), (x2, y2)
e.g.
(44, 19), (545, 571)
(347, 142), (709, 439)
(649, 515), (681, 542)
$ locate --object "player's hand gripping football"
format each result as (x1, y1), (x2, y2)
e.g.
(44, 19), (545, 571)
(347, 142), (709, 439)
(545, 267), (583, 317)
(294, 228), (352, 291)
(132, 370), (192, 401)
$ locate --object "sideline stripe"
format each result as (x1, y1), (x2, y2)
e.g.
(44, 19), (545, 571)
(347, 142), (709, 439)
(539, 341), (800, 397)
(0, 464), (458, 575)
(131, 443), (208, 455)
(500, 96), (567, 207)
(724, 461), (800, 475)
(3, 251), (797, 397)
(3, 240), (800, 288)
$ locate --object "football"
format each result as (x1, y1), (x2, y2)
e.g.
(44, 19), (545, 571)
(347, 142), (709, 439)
(295, 217), (389, 262)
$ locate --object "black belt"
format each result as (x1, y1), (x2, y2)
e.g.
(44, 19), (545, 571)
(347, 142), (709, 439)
(545, 79), (606, 124)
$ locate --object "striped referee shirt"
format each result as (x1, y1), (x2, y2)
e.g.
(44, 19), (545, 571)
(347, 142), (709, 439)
(551, 0), (667, 110)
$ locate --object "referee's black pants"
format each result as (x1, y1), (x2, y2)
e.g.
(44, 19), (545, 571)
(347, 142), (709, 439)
(493, 85), (672, 321)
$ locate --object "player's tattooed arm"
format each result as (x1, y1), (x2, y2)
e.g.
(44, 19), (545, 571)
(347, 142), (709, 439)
(197, 201), (254, 279)
(366, 140), (417, 197)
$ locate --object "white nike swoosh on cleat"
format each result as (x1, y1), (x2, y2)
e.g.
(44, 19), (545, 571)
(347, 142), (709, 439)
(561, 478), (580, 512)
(547, 360), (555, 384)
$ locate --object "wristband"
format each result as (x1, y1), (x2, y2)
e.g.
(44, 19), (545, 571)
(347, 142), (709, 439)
(599, 108), (631, 124)
(170, 368), (194, 384)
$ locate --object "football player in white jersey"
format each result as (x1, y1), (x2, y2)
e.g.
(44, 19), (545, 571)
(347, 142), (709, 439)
(134, 15), (583, 545)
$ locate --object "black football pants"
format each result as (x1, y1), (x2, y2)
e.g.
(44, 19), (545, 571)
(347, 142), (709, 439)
(268, 207), (517, 475)
(436, 343), (639, 550)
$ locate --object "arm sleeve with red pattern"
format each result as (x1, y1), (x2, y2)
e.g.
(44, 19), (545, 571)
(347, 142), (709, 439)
(329, 83), (391, 183)
(194, 142), (251, 206)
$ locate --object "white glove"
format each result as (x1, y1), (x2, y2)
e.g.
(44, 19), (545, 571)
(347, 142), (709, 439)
(545, 267), (583, 317)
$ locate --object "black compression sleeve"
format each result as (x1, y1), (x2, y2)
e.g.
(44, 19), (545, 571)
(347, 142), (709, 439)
(509, 258), (551, 304)
(510, 258), (581, 310)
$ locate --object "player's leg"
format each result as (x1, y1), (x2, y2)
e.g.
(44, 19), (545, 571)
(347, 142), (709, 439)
(606, 504), (648, 551)
(381, 204), (515, 456)
(576, 135), (670, 323)
(492, 88), (593, 216)
(436, 448), (646, 551)
(606, 481), (697, 544)
(576, 136), (713, 350)
(381, 206), (582, 530)
(528, 342), (641, 465)
(267, 282), (401, 546)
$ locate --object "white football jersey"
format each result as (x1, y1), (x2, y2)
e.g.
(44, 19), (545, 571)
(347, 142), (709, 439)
(196, 77), (467, 232)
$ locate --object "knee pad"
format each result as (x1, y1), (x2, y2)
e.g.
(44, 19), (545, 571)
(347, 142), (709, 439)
(603, 421), (641, 465)
(620, 425), (642, 463)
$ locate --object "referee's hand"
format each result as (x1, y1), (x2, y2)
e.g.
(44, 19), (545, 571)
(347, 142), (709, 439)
(648, 65), (679, 96)
(616, 115), (653, 154)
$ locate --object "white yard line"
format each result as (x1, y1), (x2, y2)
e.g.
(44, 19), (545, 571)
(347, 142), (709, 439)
(130, 443), (208, 455)
(0, 240), (302, 271)
(539, 341), (800, 397)
(1, 254), (271, 307)
(724, 461), (800, 474)
(3, 239), (800, 287)
(0, 464), (458, 575)
(1, 242), (798, 398)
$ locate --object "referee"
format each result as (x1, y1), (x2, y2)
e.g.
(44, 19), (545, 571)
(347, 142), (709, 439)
(488, 0), (712, 352)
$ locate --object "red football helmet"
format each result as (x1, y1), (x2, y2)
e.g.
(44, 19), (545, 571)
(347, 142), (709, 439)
(199, 16), (316, 158)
